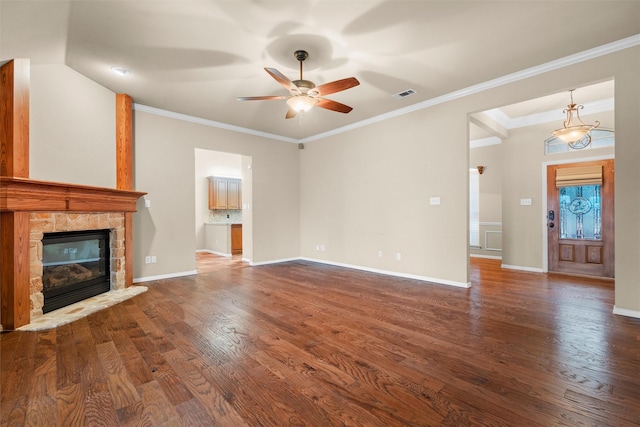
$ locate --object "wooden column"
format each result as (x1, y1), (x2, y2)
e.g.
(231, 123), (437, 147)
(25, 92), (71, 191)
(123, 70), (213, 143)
(1, 59), (31, 329)
(116, 94), (133, 190)
(0, 212), (31, 329)
(1, 59), (30, 177)
(116, 94), (135, 287)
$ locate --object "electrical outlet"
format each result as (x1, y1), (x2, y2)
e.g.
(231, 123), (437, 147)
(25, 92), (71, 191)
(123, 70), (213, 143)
(378, 251), (383, 257)
(151, 256), (157, 263)
(396, 253), (401, 261)
(145, 199), (151, 208)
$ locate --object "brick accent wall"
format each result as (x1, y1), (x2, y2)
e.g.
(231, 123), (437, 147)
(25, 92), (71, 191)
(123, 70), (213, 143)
(29, 212), (126, 319)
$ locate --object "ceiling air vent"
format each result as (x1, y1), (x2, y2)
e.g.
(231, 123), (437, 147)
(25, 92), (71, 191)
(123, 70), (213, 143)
(393, 89), (416, 99)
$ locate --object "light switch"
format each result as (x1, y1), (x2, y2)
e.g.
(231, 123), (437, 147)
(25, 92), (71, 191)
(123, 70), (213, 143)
(430, 197), (441, 205)
(145, 199), (151, 208)
(520, 198), (532, 206)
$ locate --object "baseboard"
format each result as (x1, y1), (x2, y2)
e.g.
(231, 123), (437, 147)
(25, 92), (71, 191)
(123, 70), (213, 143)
(133, 270), (198, 283)
(501, 264), (544, 273)
(613, 306), (640, 319)
(250, 257), (301, 266)
(299, 257), (471, 288)
(470, 254), (502, 260)
(197, 249), (231, 257)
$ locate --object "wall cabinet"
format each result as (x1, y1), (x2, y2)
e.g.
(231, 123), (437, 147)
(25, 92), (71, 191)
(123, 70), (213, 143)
(208, 177), (242, 210)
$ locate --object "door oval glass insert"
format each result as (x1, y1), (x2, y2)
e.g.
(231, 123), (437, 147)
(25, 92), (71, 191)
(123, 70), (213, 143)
(559, 185), (601, 240)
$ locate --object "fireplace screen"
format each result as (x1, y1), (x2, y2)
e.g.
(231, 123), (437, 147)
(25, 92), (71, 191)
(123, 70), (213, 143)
(42, 229), (110, 313)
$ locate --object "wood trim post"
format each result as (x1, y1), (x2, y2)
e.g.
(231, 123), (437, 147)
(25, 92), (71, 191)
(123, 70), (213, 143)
(1, 59), (31, 329)
(1, 59), (30, 178)
(1, 212), (31, 329)
(116, 94), (135, 287)
(116, 94), (133, 190)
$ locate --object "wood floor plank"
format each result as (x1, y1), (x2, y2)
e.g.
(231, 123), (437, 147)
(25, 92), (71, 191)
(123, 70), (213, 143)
(1, 330), (37, 424)
(137, 380), (183, 426)
(163, 347), (249, 426)
(95, 340), (142, 410)
(2, 255), (640, 426)
(55, 383), (87, 427)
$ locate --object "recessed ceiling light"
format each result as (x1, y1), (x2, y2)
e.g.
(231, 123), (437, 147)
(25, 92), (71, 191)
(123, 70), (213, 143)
(110, 66), (130, 76)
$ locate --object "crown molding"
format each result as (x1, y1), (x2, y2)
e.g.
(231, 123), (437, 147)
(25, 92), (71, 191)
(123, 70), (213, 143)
(135, 34), (640, 144)
(470, 136), (502, 149)
(132, 104), (298, 144)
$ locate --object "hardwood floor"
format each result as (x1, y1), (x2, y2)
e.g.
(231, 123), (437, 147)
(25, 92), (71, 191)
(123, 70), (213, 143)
(2, 255), (640, 426)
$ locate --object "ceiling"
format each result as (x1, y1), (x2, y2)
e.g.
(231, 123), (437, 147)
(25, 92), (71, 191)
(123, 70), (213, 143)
(1, 1), (639, 142)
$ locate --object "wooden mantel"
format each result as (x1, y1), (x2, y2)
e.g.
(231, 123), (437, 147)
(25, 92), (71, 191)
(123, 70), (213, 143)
(1, 59), (145, 329)
(0, 177), (145, 213)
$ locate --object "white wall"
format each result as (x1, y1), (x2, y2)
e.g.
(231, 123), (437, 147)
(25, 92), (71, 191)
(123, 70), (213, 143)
(30, 64), (115, 187)
(300, 103), (470, 286)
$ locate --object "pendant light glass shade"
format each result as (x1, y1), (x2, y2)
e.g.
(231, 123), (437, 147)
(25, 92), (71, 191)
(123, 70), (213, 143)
(552, 90), (600, 149)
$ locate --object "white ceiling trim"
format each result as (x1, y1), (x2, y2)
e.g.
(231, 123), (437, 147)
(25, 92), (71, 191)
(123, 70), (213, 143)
(483, 109), (511, 129)
(506, 98), (615, 129)
(132, 104), (298, 144)
(134, 34), (640, 144)
(470, 137), (502, 149)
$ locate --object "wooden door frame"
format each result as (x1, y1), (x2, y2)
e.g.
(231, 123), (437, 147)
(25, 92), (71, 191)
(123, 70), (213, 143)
(540, 154), (614, 273)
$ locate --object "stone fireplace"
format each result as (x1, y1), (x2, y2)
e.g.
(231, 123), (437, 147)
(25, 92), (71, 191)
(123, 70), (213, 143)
(30, 212), (126, 318)
(1, 177), (146, 329)
(1, 58), (144, 330)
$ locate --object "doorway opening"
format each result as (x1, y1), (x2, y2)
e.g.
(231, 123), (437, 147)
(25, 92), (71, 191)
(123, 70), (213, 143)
(468, 80), (615, 277)
(194, 148), (252, 269)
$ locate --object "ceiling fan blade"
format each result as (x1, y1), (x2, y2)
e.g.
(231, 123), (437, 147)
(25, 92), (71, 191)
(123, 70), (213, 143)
(285, 108), (298, 119)
(316, 98), (353, 114)
(314, 77), (360, 96)
(237, 96), (287, 101)
(264, 67), (300, 94)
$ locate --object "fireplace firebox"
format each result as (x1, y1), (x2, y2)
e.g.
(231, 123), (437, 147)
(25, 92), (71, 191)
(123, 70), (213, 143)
(42, 229), (111, 313)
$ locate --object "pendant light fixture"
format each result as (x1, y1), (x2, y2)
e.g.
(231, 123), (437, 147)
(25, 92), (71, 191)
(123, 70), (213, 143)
(551, 89), (600, 149)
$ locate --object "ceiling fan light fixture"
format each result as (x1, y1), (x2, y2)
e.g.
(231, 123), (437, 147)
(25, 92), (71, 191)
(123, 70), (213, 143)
(551, 90), (600, 149)
(238, 49), (359, 119)
(287, 95), (316, 113)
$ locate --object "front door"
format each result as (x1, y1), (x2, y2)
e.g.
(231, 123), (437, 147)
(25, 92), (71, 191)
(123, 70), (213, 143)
(547, 159), (614, 278)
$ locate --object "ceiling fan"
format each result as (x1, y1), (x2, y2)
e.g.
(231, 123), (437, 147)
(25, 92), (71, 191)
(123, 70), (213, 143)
(237, 50), (359, 119)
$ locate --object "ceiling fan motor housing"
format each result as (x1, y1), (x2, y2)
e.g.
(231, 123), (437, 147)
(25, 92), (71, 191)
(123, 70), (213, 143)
(292, 79), (316, 94)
